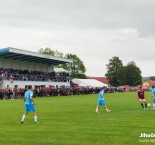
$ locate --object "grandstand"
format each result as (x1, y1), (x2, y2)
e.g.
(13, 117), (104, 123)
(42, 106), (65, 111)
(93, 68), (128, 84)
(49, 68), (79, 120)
(0, 47), (72, 89)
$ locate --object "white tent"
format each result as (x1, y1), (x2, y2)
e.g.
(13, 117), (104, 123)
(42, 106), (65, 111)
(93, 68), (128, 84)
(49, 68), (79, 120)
(72, 78), (108, 87)
(78, 82), (90, 87)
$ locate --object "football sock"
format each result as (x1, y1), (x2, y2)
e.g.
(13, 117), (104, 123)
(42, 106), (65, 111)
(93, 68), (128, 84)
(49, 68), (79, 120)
(34, 116), (37, 122)
(105, 107), (109, 111)
(96, 106), (99, 112)
(141, 103), (144, 108)
(153, 103), (155, 110)
(145, 103), (147, 108)
(21, 114), (26, 122)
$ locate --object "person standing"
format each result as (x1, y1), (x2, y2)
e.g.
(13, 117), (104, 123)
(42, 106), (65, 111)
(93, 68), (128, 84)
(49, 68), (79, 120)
(21, 85), (38, 123)
(151, 85), (155, 111)
(96, 86), (111, 113)
(137, 86), (148, 110)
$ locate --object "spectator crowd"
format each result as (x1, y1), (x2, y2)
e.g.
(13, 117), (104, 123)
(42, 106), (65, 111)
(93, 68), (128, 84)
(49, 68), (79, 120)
(0, 87), (102, 100)
(0, 68), (69, 82)
(0, 85), (127, 100)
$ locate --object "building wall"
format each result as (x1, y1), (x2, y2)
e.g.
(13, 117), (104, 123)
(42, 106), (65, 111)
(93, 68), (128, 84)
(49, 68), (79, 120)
(0, 57), (4, 67)
(0, 80), (70, 89)
(12, 60), (20, 70)
(0, 56), (54, 72)
(20, 61), (28, 70)
(4, 59), (12, 68)
(47, 65), (54, 72)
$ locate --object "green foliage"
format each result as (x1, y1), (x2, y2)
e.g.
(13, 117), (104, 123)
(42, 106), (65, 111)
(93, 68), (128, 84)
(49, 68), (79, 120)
(150, 76), (155, 80)
(105, 56), (124, 87)
(124, 61), (142, 86)
(38, 48), (65, 58)
(39, 48), (86, 79)
(142, 77), (151, 81)
(39, 47), (55, 56)
(72, 73), (87, 79)
(0, 92), (154, 145)
(60, 54), (86, 79)
(105, 57), (142, 86)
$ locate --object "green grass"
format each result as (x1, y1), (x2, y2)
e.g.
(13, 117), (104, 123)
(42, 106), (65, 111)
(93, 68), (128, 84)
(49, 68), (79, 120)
(0, 92), (154, 145)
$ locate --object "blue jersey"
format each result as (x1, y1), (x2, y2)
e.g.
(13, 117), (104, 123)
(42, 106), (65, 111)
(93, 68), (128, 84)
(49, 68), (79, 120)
(24, 90), (33, 104)
(151, 88), (155, 103)
(152, 88), (155, 96)
(99, 89), (104, 100)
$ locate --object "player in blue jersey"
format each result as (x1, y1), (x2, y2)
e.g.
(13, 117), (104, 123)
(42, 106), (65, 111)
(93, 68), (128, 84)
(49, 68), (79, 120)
(95, 86), (111, 113)
(151, 85), (155, 111)
(21, 85), (38, 123)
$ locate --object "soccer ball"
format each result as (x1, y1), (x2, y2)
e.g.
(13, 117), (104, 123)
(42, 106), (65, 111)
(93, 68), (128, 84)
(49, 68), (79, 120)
(147, 103), (151, 107)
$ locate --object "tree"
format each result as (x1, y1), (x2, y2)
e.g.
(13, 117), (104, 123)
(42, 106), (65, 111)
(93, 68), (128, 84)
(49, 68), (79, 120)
(150, 76), (155, 80)
(39, 48), (55, 56)
(60, 54), (86, 79)
(39, 48), (86, 79)
(38, 48), (65, 58)
(123, 61), (142, 86)
(105, 57), (124, 87)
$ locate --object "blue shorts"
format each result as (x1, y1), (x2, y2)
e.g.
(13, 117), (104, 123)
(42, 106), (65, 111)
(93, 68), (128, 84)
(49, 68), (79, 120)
(98, 100), (105, 106)
(154, 98), (155, 103)
(25, 104), (36, 112)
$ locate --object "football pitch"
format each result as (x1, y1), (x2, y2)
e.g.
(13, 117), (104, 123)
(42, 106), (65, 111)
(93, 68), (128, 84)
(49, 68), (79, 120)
(0, 91), (154, 145)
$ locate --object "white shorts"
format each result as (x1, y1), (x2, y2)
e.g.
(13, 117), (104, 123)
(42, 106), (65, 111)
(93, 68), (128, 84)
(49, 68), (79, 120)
(139, 99), (146, 102)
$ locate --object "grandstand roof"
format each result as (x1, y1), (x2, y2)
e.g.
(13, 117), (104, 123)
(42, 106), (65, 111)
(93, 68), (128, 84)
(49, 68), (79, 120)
(0, 47), (72, 65)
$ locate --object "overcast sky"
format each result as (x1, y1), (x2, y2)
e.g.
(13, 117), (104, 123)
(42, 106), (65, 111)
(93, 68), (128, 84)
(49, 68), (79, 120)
(0, 0), (155, 77)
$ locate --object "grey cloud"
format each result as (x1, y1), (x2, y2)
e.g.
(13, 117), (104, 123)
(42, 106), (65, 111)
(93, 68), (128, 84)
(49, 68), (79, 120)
(0, 0), (155, 76)
(0, 0), (155, 36)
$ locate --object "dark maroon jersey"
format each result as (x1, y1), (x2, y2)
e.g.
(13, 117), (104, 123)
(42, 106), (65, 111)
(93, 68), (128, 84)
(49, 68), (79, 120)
(137, 89), (145, 99)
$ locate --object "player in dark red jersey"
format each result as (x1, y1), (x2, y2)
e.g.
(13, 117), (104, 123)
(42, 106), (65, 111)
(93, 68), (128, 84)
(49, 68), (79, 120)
(137, 86), (148, 110)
